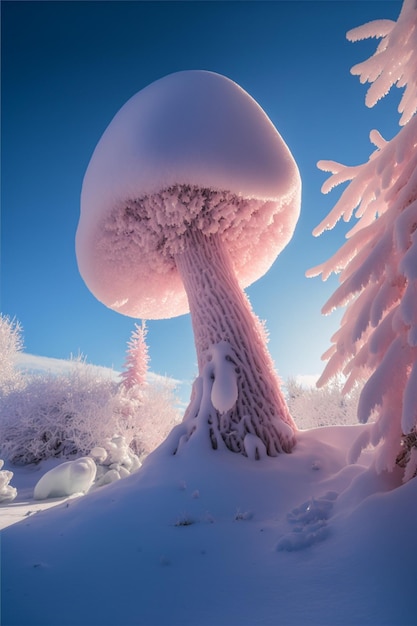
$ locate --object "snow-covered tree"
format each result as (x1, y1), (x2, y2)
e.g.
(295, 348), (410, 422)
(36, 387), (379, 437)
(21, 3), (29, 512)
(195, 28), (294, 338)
(120, 321), (149, 389)
(0, 314), (24, 394)
(308, 0), (417, 479)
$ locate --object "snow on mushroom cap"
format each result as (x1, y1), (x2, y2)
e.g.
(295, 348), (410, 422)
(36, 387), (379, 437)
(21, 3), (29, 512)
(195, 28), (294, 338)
(76, 70), (301, 319)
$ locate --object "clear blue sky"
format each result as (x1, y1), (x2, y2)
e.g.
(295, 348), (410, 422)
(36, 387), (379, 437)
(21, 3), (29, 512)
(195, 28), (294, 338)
(1, 1), (402, 391)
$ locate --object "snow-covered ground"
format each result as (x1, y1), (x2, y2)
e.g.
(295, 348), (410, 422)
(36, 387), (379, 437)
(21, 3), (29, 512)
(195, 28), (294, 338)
(0, 458), (85, 530)
(2, 422), (416, 626)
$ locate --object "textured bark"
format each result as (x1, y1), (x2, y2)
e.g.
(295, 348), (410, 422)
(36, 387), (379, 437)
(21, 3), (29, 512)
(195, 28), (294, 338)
(175, 228), (296, 456)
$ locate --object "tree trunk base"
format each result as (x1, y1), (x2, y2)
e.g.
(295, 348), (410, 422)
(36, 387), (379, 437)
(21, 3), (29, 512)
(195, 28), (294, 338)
(172, 340), (296, 459)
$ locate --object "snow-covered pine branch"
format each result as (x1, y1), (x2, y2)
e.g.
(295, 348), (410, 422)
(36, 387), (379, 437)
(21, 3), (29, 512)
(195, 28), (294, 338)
(309, 0), (417, 479)
(347, 0), (417, 125)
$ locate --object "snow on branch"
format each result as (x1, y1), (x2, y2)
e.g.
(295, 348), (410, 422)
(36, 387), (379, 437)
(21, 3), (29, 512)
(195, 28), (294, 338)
(309, 0), (417, 479)
(348, 0), (417, 124)
(347, 19), (395, 42)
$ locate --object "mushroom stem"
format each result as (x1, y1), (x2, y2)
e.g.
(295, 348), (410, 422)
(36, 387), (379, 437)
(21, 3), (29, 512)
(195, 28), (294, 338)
(175, 228), (297, 456)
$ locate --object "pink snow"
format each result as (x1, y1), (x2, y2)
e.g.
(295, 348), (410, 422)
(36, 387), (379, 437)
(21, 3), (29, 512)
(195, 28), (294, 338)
(120, 322), (150, 389)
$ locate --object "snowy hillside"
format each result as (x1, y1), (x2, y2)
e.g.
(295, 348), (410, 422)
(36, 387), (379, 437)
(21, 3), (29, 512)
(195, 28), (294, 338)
(2, 422), (416, 626)
(1, 351), (414, 625)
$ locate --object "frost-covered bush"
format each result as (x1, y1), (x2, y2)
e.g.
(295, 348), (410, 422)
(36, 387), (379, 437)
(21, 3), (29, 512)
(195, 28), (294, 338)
(308, 0), (417, 478)
(0, 314), (24, 394)
(0, 357), (181, 465)
(90, 435), (142, 488)
(0, 359), (118, 464)
(126, 379), (183, 458)
(286, 378), (362, 430)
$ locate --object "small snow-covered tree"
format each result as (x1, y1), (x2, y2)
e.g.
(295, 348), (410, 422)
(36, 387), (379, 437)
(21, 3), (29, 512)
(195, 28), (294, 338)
(0, 314), (24, 394)
(120, 321), (149, 389)
(308, 0), (417, 479)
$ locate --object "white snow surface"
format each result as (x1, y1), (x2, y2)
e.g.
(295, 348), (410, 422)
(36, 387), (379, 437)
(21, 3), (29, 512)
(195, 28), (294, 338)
(1, 424), (416, 626)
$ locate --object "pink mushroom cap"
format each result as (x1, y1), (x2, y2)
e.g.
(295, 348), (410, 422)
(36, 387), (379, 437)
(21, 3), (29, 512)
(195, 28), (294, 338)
(76, 70), (301, 319)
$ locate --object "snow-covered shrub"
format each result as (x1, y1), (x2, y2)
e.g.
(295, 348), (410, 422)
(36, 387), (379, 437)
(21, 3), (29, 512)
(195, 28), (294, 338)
(0, 359), (118, 464)
(0, 459), (17, 503)
(126, 378), (183, 458)
(0, 314), (24, 394)
(90, 435), (141, 487)
(0, 356), (181, 465)
(308, 0), (417, 478)
(31, 436), (143, 500)
(286, 377), (362, 430)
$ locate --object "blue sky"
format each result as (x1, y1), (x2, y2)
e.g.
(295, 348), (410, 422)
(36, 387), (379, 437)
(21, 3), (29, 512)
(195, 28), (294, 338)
(1, 0), (402, 392)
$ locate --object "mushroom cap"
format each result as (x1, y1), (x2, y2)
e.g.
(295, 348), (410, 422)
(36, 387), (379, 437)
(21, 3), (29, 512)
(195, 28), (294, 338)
(76, 70), (301, 319)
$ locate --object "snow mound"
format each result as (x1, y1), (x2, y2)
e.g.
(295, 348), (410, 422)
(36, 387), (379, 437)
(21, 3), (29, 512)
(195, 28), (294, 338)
(0, 460), (17, 503)
(91, 435), (141, 488)
(34, 457), (97, 500)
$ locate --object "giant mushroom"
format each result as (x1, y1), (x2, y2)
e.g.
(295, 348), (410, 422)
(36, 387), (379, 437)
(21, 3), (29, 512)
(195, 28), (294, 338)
(76, 70), (301, 458)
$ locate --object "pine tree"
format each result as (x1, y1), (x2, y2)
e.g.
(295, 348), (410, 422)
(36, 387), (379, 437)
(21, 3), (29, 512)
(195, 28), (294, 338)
(308, 0), (417, 479)
(120, 322), (150, 389)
